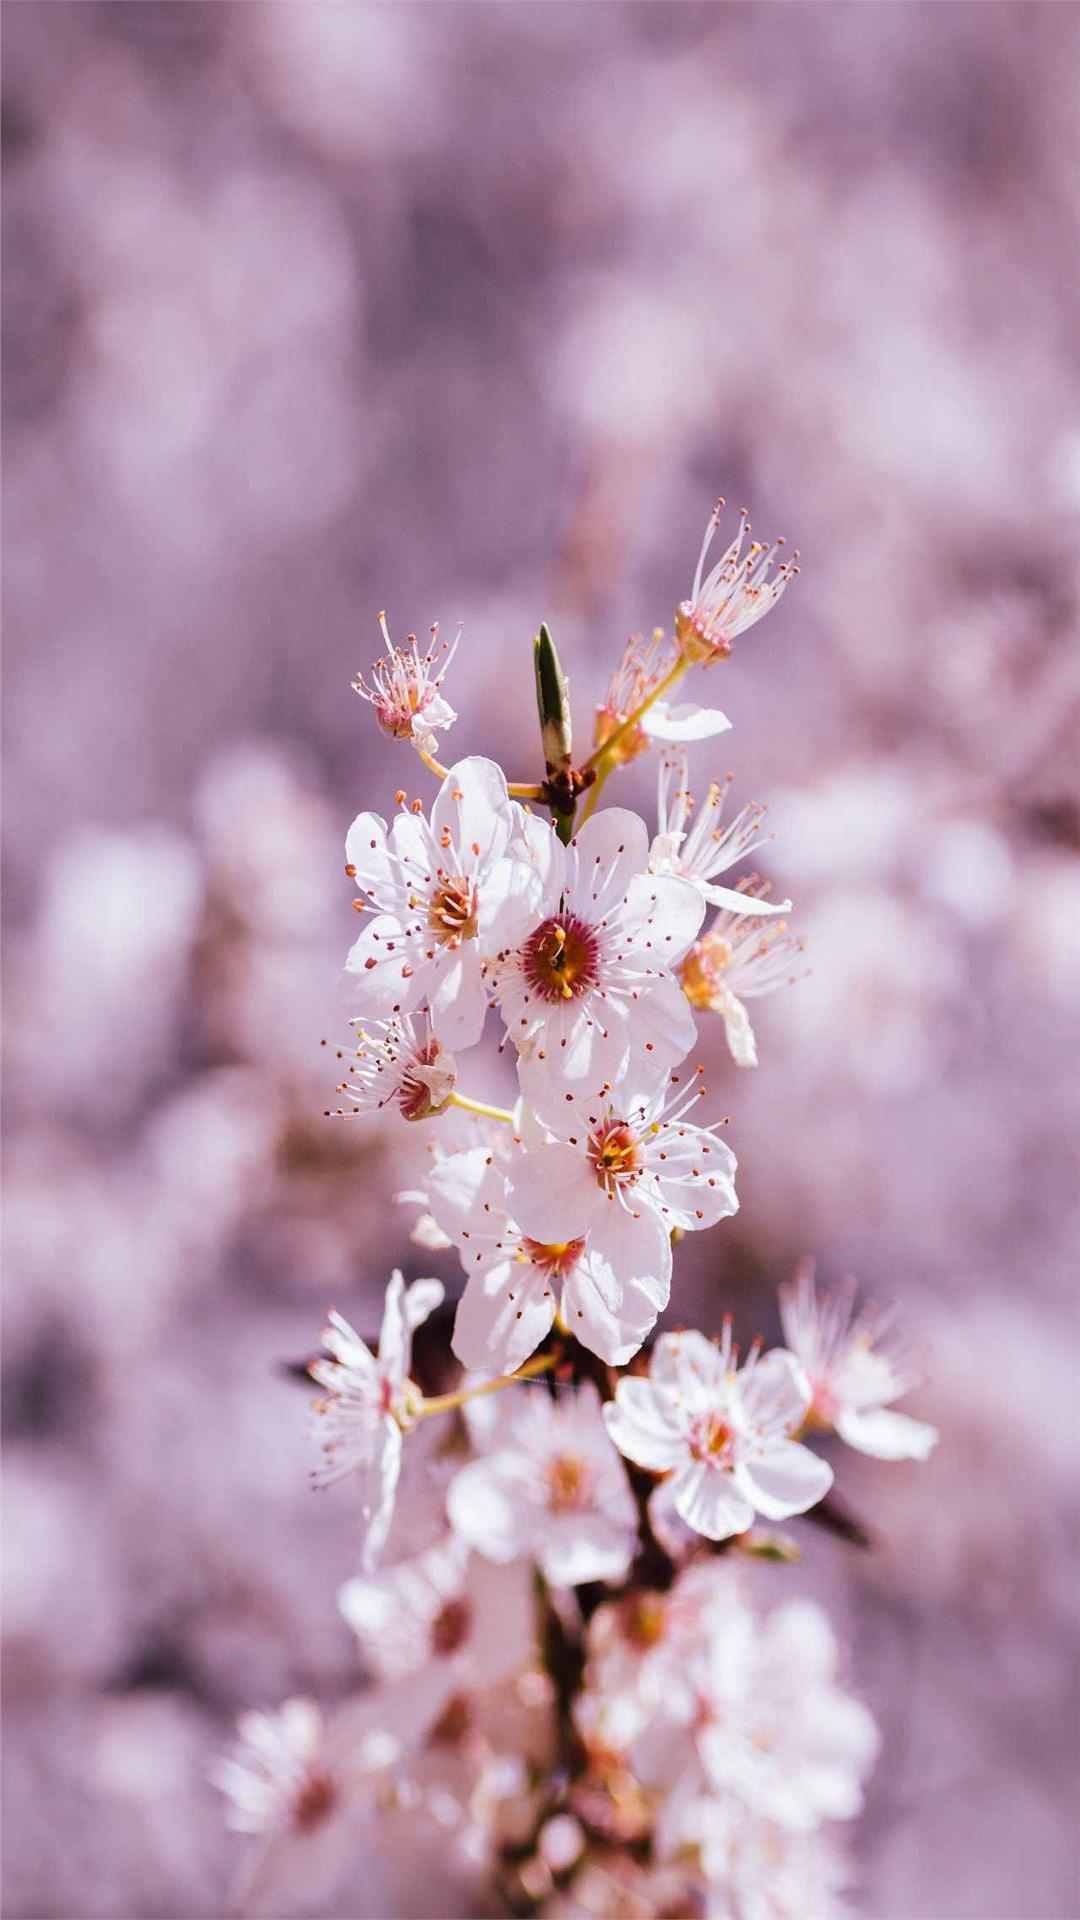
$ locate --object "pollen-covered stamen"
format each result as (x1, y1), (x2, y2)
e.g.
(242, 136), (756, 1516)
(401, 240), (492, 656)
(594, 628), (676, 766)
(427, 875), (478, 947)
(690, 1412), (737, 1465)
(544, 1452), (592, 1512)
(519, 1235), (587, 1278)
(675, 502), (799, 665)
(522, 913), (601, 1002)
(587, 1119), (642, 1195)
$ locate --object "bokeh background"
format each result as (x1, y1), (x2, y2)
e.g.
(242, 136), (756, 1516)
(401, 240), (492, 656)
(4, 4), (1080, 1916)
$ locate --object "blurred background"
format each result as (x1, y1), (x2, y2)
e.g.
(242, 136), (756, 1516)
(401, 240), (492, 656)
(3, 3), (1080, 1915)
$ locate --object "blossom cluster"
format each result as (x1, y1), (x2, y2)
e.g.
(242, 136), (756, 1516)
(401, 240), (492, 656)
(213, 504), (939, 1917)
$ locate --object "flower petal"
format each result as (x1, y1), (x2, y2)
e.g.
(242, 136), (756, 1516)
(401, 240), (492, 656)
(428, 944), (489, 1049)
(835, 1406), (939, 1461)
(672, 1461), (755, 1541)
(568, 808), (651, 921)
(603, 1377), (686, 1471)
(451, 1259), (556, 1374)
(430, 756), (512, 864)
(506, 1142), (599, 1242)
(642, 700), (732, 742)
(733, 1440), (834, 1520)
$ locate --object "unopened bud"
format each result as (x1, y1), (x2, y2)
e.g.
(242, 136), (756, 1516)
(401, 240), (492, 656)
(533, 622), (573, 773)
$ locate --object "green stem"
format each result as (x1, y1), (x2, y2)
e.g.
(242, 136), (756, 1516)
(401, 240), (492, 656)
(448, 1090), (516, 1125)
(417, 1349), (560, 1418)
(580, 657), (687, 776)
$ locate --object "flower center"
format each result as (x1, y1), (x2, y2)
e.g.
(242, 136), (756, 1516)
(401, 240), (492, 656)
(690, 1412), (736, 1465)
(545, 1452), (590, 1512)
(679, 933), (733, 1009)
(520, 1235), (586, 1278)
(587, 1120), (641, 1193)
(430, 1596), (472, 1657)
(292, 1770), (339, 1833)
(622, 1591), (667, 1649)
(522, 913), (600, 1003)
(427, 876), (478, 947)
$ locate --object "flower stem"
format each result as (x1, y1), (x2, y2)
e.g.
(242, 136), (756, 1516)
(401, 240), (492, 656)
(418, 749), (450, 780)
(448, 1090), (516, 1125)
(580, 658), (687, 776)
(417, 1349), (560, 1418)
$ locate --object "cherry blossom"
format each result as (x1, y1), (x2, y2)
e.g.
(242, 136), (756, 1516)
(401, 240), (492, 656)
(338, 1533), (537, 1741)
(447, 1382), (640, 1587)
(352, 612), (460, 758)
(345, 755), (541, 1048)
(603, 1326), (833, 1543)
(641, 1591), (879, 1835)
(650, 747), (791, 916)
(426, 1144), (671, 1371)
(308, 1269), (444, 1568)
(487, 806), (705, 1119)
(779, 1261), (939, 1461)
(322, 1011), (456, 1121)
(675, 502), (799, 665)
(505, 1068), (738, 1265)
(680, 892), (805, 1067)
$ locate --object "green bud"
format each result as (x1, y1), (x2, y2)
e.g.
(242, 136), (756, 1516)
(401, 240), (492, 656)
(533, 623), (573, 774)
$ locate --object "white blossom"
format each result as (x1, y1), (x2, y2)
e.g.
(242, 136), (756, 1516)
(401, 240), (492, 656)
(345, 756), (541, 1048)
(675, 502), (798, 665)
(427, 1144), (671, 1372)
(448, 1382), (640, 1587)
(603, 1326), (833, 1544)
(779, 1261), (939, 1461)
(352, 612), (459, 758)
(505, 1068), (737, 1267)
(487, 806), (705, 1120)
(642, 1591), (879, 1835)
(309, 1270), (443, 1569)
(650, 748), (791, 915)
(338, 1534), (537, 1740)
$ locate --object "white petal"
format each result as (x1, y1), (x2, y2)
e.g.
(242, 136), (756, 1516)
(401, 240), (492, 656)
(672, 1461), (755, 1541)
(568, 808), (651, 921)
(733, 1440), (834, 1520)
(650, 1328), (728, 1399)
(619, 972), (699, 1083)
(345, 811), (408, 913)
(835, 1406), (939, 1461)
(643, 1124), (738, 1233)
(603, 1378), (686, 1471)
(646, 1477), (699, 1561)
(376, 1270), (408, 1383)
(506, 1143), (598, 1241)
(403, 1277), (445, 1332)
(431, 756), (512, 863)
(540, 1511), (636, 1588)
(719, 989), (758, 1067)
(642, 700), (732, 742)
(360, 1421), (403, 1570)
(345, 913), (429, 1019)
(564, 1210), (670, 1364)
(739, 1348), (812, 1434)
(428, 945), (489, 1048)
(451, 1260), (556, 1374)
(446, 1455), (533, 1563)
(478, 855), (544, 953)
(700, 880), (791, 915)
(425, 1150), (514, 1267)
(616, 873), (706, 967)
